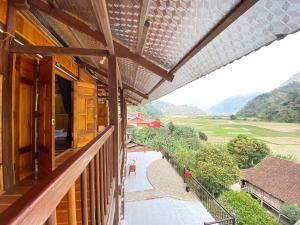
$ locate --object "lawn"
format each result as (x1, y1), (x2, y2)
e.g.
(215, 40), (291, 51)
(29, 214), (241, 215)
(161, 116), (300, 162)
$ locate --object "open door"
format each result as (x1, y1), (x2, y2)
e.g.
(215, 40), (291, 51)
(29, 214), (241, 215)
(74, 82), (97, 148)
(13, 55), (36, 181)
(38, 57), (55, 176)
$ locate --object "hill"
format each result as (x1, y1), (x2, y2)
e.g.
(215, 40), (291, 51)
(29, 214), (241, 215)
(279, 72), (300, 87)
(151, 101), (205, 116)
(207, 93), (261, 116)
(237, 82), (300, 122)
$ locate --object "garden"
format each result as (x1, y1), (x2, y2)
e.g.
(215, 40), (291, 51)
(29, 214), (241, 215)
(129, 122), (300, 225)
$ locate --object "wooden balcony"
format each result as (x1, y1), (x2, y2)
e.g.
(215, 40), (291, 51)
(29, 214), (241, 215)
(0, 126), (125, 225)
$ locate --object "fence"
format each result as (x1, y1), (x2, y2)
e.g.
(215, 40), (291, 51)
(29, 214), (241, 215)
(162, 150), (236, 225)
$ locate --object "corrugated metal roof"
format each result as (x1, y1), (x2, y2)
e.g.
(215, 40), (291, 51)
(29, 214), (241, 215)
(24, 0), (300, 105)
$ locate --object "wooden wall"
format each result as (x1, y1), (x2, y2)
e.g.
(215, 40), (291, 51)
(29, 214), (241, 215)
(0, 74), (3, 192)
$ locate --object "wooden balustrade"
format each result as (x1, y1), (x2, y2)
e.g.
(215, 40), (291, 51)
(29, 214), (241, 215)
(0, 126), (117, 225)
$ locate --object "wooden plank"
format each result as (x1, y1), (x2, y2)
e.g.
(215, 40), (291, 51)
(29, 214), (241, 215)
(0, 126), (114, 225)
(2, 0), (16, 190)
(20, 0), (174, 81)
(80, 169), (88, 225)
(169, 0), (258, 74)
(9, 43), (109, 57)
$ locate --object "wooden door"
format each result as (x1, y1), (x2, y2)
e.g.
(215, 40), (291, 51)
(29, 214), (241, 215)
(74, 82), (97, 148)
(38, 57), (55, 176)
(13, 56), (35, 181)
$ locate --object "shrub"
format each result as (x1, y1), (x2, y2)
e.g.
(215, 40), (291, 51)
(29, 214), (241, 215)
(280, 204), (300, 224)
(230, 115), (237, 120)
(198, 131), (208, 141)
(219, 192), (279, 225)
(227, 135), (270, 168)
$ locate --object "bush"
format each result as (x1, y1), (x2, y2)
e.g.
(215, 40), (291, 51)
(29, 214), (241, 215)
(280, 204), (300, 224)
(219, 192), (279, 225)
(230, 115), (237, 120)
(194, 143), (240, 196)
(227, 135), (270, 168)
(198, 131), (208, 141)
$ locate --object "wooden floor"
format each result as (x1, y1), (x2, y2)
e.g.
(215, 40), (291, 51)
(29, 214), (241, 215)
(0, 148), (80, 214)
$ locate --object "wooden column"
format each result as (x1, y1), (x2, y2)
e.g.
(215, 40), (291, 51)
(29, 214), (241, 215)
(120, 89), (125, 150)
(108, 55), (120, 224)
(1, 0), (16, 190)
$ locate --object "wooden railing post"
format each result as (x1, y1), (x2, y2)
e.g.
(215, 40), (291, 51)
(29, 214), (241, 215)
(68, 184), (77, 225)
(89, 159), (96, 225)
(108, 55), (120, 224)
(80, 169), (88, 225)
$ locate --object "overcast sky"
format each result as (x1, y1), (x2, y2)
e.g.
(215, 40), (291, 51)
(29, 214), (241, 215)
(157, 31), (300, 110)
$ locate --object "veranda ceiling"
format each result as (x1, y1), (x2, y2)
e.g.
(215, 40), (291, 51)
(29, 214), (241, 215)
(23, 0), (300, 104)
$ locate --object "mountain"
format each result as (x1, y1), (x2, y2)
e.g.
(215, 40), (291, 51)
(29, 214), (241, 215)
(279, 72), (300, 87)
(207, 93), (261, 116)
(150, 101), (206, 116)
(237, 81), (300, 123)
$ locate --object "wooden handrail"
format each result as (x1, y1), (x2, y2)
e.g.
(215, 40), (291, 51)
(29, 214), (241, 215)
(0, 126), (114, 225)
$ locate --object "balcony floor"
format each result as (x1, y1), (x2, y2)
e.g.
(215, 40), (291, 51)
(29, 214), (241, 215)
(124, 148), (215, 225)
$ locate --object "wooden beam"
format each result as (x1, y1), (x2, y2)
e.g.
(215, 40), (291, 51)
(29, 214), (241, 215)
(116, 44), (173, 81)
(125, 94), (141, 105)
(2, 0), (16, 190)
(18, 0), (173, 81)
(83, 62), (148, 100)
(90, 0), (114, 54)
(9, 43), (109, 56)
(169, 0), (258, 74)
(147, 78), (164, 96)
(107, 55), (120, 224)
(123, 83), (148, 99)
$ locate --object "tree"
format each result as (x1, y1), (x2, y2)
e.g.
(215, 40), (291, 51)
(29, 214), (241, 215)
(230, 115), (237, 120)
(198, 131), (208, 141)
(219, 192), (279, 225)
(227, 135), (270, 169)
(167, 122), (176, 135)
(280, 204), (300, 224)
(194, 143), (240, 196)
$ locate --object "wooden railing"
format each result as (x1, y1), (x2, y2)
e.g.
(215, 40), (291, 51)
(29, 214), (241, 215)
(0, 126), (116, 225)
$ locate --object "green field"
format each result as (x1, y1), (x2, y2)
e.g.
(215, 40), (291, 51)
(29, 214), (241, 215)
(162, 116), (300, 162)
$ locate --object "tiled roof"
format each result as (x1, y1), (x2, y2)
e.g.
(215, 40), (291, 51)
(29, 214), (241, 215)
(242, 156), (300, 206)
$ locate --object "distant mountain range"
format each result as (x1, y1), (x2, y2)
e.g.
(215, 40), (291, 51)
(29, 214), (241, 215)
(149, 101), (206, 116)
(207, 93), (262, 116)
(237, 72), (300, 122)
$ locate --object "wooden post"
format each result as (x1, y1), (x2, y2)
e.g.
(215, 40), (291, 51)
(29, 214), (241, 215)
(80, 169), (88, 225)
(108, 55), (120, 225)
(2, 0), (16, 190)
(120, 89), (125, 150)
(68, 184), (77, 225)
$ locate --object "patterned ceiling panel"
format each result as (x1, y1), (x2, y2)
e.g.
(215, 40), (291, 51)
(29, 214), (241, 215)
(107, 0), (142, 49)
(143, 0), (240, 70)
(118, 58), (161, 94)
(144, 0), (300, 103)
(55, 0), (99, 30)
